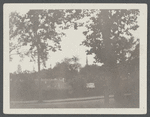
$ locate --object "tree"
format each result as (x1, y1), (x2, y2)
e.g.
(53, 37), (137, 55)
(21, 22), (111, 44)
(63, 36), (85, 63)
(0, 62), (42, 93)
(52, 62), (69, 78)
(52, 56), (81, 81)
(9, 9), (86, 101)
(9, 9), (74, 101)
(10, 10), (66, 101)
(82, 10), (139, 106)
(80, 64), (102, 81)
(9, 9), (85, 69)
(9, 12), (23, 61)
(69, 56), (81, 72)
(17, 64), (22, 74)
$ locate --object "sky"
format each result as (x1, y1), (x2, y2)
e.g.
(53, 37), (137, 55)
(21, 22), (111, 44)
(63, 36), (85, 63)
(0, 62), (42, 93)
(9, 26), (97, 73)
(9, 9), (140, 73)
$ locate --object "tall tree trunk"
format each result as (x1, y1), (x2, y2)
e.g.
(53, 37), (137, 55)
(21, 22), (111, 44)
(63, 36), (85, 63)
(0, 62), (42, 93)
(102, 30), (112, 107)
(104, 63), (118, 107)
(102, 21), (117, 107)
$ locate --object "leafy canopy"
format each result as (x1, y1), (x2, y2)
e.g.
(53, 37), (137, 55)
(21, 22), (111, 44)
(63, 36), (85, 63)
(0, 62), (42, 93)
(82, 10), (139, 66)
(9, 9), (83, 67)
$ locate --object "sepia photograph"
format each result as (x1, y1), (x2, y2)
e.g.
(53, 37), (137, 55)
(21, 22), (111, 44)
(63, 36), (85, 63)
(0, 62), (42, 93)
(3, 3), (147, 114)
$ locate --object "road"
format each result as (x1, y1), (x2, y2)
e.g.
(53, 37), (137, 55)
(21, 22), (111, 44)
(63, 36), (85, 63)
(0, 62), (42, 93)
(10, 96), (116, 108)
(10, 94), (134, 108)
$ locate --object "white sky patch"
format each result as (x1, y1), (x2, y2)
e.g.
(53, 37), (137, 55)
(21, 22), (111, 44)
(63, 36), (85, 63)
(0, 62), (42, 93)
(46, 27), (95, 68)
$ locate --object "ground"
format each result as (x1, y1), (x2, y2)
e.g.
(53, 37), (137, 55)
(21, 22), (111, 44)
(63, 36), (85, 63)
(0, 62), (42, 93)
(10, 95), (138, 108)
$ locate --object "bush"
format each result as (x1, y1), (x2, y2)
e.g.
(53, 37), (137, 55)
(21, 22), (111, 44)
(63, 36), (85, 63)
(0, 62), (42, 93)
(10, 73), (38, 101)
